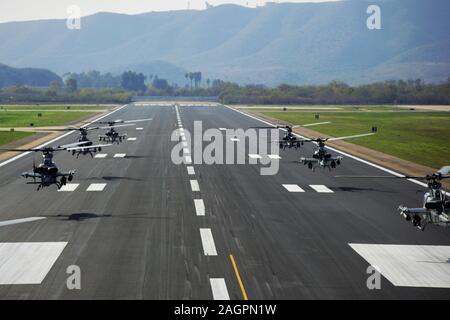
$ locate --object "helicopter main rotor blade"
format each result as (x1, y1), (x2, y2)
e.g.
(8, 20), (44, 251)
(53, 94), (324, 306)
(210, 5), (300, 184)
(97, 123), (136, 130)
(334, 175), (428, 180)
(327, 132), (375, 142)
(66, 143), (112, 151)
(122, 118), (152, 123)
(295, 121), (331, 127)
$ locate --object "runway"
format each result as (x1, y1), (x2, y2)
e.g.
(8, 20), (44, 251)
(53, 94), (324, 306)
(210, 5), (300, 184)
(0, 103), (449, 299)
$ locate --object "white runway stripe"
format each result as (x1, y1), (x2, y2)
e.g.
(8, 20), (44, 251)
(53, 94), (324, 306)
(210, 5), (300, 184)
(282, 184), (305, 192)
(136, 127), (144, 130)
(94, 153), (107, 158)
(183, 148), (190, 154)
(185, 155), (192, 164)
(86, 183), (107, 192)
(219, 128), (227, 131)
(309, 185), (334, 193)
(127, 137), (137, 141)
(0, 217), (46, 227)
(0, 242), (67, 285)
(187, 166), (195, 175)
(210, 278), (230, 300)
(190, 180), (200, 192)
(230, 137), (240, 142)
(200, 228), (217, 256)
(113, 153), (127, 158)
(182, 142), (188, 147)
(194, 199), (205, 216)
(350, 244), (450, 288)
(268, 154), (281, 159)
(58, 183), (80, 192)
(248, 154), (262, 159)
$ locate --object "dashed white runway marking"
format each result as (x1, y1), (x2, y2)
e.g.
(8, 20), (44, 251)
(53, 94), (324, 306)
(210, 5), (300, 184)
(200, 228), (217, 256)
(113, 153), (127, 158)
(185, 155), (192, 164)
(309, 185), (334, 193)
(268, 154), (282, 160)
(136, 127), (144, 131)
(0, 242), (67, 285)
(0, 217), (46, 227)
(349, 244), (450, 288)
(190, 180), (200, 192)
(94, 154), (107, 158)
(210, 278), (230, 300)
(248, 154), (262, 159)
(230, 138), (240, 142)
(282, 184), (305, 192)
(187, 166), (195, 175)
(127, 137), (137, 141)
(86, 183), (107, 192)
(58, 183), (80, 192)
(219, 128), (227, 131)
(194, 199), (205, 216)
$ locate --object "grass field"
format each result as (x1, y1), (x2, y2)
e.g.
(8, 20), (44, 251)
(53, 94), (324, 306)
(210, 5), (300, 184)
(0, 106), (104, 147)
(250, 108), (450, 169)
(0, 104), (109, 111)
(0, 131), (34, 147)
(0, 110), (98, 128)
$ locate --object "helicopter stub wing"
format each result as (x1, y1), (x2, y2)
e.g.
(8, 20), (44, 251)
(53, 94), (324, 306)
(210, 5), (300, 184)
(57, 170), (75, 177)
(21, 172), (41, 179)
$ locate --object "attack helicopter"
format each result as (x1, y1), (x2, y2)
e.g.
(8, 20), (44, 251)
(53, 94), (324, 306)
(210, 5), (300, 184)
(0, 143), (92, 190)
(93, 118), (152, 144)
(253, 122), (331, 150)
(336, 166), (450, 231)
(41, 126), (112, 157)
(298, 132), (376, 171)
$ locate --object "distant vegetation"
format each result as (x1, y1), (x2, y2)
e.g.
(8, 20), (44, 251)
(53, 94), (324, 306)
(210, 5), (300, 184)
(1, 75), (449, 105)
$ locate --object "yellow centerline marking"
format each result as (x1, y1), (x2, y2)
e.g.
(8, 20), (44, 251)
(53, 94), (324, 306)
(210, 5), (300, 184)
(230, 254), (248, 300)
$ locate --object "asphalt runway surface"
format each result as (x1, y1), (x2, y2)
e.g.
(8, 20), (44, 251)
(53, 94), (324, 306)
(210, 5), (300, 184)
(0, 103), (449, 299)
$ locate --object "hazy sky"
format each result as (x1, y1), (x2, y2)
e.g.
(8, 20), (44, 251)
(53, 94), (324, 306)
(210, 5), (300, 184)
(0, 0), (340, 23)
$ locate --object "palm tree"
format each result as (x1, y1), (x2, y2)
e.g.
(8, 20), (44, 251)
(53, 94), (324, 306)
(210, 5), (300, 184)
(189, 72), (194, 89)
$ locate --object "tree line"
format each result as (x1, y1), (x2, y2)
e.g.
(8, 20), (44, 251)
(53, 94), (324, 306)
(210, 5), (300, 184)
(1, 73), (449, 105)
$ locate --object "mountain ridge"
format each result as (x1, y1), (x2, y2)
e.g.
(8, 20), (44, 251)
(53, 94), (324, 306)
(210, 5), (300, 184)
(1, 0), (449, 85)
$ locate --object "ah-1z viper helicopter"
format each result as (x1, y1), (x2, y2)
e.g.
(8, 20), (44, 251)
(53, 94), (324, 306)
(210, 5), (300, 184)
(1, 143), (94, 190)
(336, 166), (450, 231)
(93, 118), (152, 144)
(299, 132), (376, 171)
(43, 126), (112, 157)
(253, 122), (331, 150)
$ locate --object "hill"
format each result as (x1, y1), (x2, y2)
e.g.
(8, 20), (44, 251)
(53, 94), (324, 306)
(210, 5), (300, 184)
(0, 63), (62, 88)
(0, 0), (449, 85)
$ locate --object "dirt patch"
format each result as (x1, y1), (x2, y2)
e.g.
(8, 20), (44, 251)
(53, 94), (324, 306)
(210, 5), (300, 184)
(239, 108), (449, 189)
